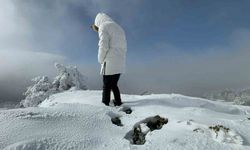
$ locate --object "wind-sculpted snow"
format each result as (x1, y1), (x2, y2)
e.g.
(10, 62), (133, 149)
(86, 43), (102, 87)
(1, 90), (250, 150)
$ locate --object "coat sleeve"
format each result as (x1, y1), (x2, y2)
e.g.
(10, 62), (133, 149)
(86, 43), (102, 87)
(98, 25), (110, 64)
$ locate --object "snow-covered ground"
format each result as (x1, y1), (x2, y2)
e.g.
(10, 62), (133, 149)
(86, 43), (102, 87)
(1, 90), (250, 150)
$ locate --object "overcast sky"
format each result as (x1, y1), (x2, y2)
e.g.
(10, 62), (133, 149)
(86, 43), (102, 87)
(1, 0), (250, 104)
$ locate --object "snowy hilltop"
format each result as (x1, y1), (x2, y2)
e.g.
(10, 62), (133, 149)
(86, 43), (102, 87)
(1, 90), (250, 150)
(19, 63), (88, 107)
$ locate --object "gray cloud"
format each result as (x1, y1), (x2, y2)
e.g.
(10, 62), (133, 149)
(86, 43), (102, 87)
(0, 50), (66, 104)
(0, 0), (31, 50)
(81, 31), (250, 97)
(120, 28), (250, 96)
(0, 0), (68, 104)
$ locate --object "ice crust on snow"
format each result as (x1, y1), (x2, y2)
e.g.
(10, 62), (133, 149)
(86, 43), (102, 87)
(1, 90), (250, 150)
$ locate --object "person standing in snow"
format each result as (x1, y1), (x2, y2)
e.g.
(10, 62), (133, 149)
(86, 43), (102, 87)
(91, 13), (127, 106)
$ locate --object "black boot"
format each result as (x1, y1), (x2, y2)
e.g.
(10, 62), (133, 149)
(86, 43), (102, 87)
(113, 100), (123, 106)
(102, 101), (109, 106)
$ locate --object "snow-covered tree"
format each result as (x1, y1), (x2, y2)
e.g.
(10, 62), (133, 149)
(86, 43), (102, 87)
(234, 90), (250, 106)
(204, 88), (250, 106)
(52, 63), (87, 91)
(19, 76), (56, 107)
(19, 63), (88, 107)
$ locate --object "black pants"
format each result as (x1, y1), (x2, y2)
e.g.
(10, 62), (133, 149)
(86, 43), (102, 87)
(102, 74), (122, 105)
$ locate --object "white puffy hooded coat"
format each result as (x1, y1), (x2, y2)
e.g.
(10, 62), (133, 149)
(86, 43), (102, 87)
(94, 13), (127, 75)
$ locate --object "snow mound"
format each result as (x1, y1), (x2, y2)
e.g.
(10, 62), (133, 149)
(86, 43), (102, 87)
(1, 90), (250, 150)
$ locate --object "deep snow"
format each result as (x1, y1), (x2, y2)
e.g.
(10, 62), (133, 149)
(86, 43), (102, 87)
(1, 90), (250, 150)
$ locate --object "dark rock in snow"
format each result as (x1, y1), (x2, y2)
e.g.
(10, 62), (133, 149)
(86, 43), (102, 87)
(193, 128), (204, 133)
(111, 117), (123, 126)
(209, 125), (230, 138)
(125, 115), (168, 145)
(132, 126), (146, 145)
(146, 115), (168, 131)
